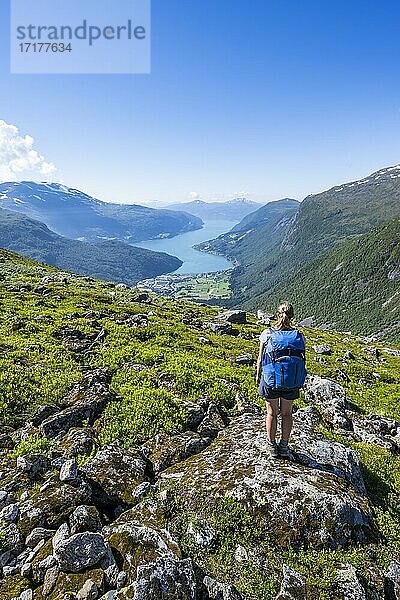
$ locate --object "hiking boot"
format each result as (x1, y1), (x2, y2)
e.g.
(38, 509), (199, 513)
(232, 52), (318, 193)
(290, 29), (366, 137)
(278, 441), (290, 459)
(266, 439), (279, 459)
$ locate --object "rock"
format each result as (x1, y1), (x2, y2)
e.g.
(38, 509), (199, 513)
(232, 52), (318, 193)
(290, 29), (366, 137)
(59, 427), (95, 458)
(235, 353), (254, 366)
(16, 454), (51, 477)
(69, 505), (103, 535)
(303, 376), (353, 431)
(234, 393), (262, 416)
(25, 527), (55, 548)
(364, 346), (380, 360)
(0, 522), (24, 556)
(275, 564), (306, 599)
(198, 336), (212, 345)
(197, 402), (226, 439)
(290, 408), (367, 497)
(181, 400), (205, 430)
(53, 522), (71, 550)
(116, 571), (127, 590)
(134, 556), (197, 600)
(0, 490), (15, 509)
(205, 321), (233, 335)
(42, 569), (105, 599)
(31, 548), (57, 584)
(18, 478), (92, 534)
(186, 520), (216, 547)
(144, 431), (210, 476)
(297, 316), (314, 328)
(217, 310), (247, 324)
(0, 502), (19, 522)
(76, 578), (99, 600)
(384, 560), (400, 599)
(158, 412), (377, 549)
(31, 405), (58, 426)
(257, 310), (274, 325)
(42, 565), (60, 596)
(130, 482), (155, 504)
(81, 442), (147, 504)
(343, 350), (356, 360)
(19, 590), (33, 600)
(336, 564), (366, 599)
(118, 313), (148, 328)
(203, 574), (243, 599)
(59, 459), (79, 484)
(40, 370), (113, 438)
(312, 344), (332, 355)
(53, 532), (109, 573)
(40, 399), (109, 439)
(103, 510), (181, 583)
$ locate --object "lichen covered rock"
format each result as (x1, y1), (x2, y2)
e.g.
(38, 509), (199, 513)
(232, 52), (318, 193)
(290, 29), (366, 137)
(158, 412), (378, 549)
(81, 442), (148, 505)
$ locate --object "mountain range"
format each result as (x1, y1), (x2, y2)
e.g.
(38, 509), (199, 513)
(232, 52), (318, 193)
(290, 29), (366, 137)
(198, 165), (400, 340)
(0, 208), (183, 284)
(165, 197), (262, 222)
(0, 182), (203, 242)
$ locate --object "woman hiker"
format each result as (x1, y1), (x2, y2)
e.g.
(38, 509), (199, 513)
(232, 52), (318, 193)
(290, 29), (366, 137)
(256, 301), (307, 459)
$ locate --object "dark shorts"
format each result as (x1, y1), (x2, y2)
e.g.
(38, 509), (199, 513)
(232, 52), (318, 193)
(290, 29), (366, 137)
(258, 379), (300, 401)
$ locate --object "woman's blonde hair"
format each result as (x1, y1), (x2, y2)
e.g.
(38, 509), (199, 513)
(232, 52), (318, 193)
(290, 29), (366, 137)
(275, 301), (294, 330)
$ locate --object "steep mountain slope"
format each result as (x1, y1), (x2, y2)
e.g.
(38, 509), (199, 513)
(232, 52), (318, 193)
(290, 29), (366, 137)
(257, 218), (400, 341)
(0, 181), (203, 242)
(166, 197), (262, 222)
(0, 208), (182, 284)
(0, 250), (399, 600)
(196, 198), (299, 262)
(202, 165), (400, 308)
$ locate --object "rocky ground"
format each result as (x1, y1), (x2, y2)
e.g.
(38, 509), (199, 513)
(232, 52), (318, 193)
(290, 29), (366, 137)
(0, 249), (400, 599)
(1, 365), (400, 599)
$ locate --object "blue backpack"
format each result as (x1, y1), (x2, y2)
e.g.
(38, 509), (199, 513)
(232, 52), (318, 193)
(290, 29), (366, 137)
(262, 328), (306, 390)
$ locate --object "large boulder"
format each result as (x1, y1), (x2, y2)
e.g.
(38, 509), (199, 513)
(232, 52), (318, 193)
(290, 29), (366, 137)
(40, 369), (113, 439)
(130, 556), (197, 600)
(18, 477), (92, 535)
(217, 310), (247, 325)
(103, 508), (181, 586)
(303, 376), (353, 430)
(81, 442), (148, 505)
(158, 411), (377, 550)
(275, 564), (306, 600)
(143, 431), (210, 476)
(53, 531), (110, 573)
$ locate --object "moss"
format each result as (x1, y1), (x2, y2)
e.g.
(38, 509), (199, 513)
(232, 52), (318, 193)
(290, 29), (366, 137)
(34, 568), (105, 600)
(0, 574), (30, 598)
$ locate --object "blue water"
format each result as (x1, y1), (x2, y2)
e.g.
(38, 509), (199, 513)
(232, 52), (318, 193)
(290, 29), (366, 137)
(133, 220), (237, 274)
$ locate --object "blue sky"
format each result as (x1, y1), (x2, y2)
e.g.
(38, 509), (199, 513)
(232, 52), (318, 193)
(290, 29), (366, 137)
(1, 0), (400, 204)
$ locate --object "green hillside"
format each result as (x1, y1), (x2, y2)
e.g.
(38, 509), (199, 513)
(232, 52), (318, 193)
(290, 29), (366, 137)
(253, 218), (400, 342)
(228, 166), (400, 306)
(195, 199), (299, 264)
(0, 249), (399, 599)
(0, 208), (182, 284)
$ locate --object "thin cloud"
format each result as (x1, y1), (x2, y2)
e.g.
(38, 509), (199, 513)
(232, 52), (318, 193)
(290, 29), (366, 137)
(0, 119), (58, 182)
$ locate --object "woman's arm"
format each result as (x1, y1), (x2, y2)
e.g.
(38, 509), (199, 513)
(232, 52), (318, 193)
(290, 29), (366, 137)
(256, 341), (263, 384)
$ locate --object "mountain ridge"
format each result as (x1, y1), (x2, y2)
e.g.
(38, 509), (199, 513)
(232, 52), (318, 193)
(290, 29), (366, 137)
(0, 181), (203, 242)
(0, 208), (183, 284)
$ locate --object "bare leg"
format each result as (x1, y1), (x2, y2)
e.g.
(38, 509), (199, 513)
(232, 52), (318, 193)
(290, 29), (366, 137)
(280, 398), (294, 442)
(266, 399), (280, 442)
